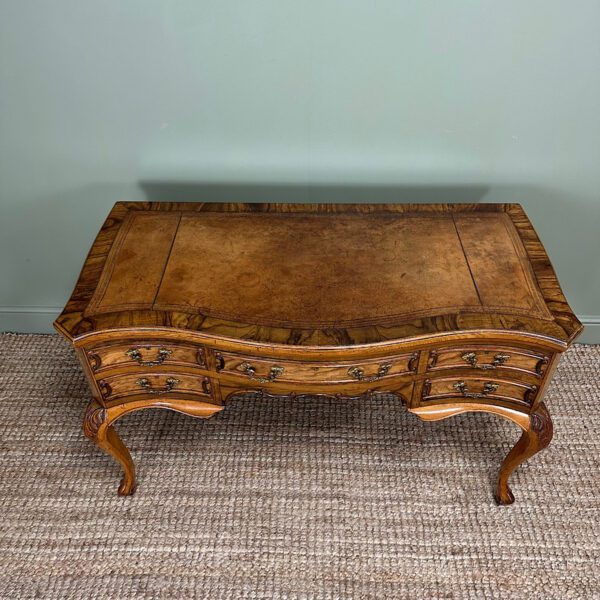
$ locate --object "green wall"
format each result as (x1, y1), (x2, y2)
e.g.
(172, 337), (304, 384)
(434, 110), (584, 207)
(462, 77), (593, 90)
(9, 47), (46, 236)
(1, 1), (599, 342)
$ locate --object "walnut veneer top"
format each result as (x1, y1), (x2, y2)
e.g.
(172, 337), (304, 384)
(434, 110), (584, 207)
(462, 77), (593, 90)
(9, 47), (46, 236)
(55, 202), (581, 348)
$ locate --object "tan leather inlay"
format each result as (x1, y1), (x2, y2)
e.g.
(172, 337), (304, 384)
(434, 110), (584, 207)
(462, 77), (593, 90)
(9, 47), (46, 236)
(86, 212), (180, 315)
(86, 210), (551, 328)
(453, 213), (550, 317)
(154, 213), (481, 327)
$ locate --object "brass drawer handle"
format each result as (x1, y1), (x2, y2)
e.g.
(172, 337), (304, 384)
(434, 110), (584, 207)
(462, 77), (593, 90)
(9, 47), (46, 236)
(239, 362), (284, 383)
(136, 377), (180, 395)
(348, 363), (391, 382)
(126, 347), (172, 367)
(453, 380), (499, 399)
(461, 352), (510, 370)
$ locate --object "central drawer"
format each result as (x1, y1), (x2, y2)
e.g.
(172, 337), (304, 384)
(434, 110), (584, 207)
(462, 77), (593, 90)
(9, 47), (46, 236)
(215, 351), (419, 385)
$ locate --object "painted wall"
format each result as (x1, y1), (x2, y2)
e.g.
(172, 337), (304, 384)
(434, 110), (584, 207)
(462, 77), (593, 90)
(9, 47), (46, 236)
(1, 1), (599, 342)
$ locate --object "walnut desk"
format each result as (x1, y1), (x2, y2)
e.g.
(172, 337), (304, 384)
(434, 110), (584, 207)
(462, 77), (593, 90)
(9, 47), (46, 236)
(54, 203), (582, 503)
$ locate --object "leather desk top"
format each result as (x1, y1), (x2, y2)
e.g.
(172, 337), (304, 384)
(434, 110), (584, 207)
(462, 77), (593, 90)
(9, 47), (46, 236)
(54, 202), (581, 348)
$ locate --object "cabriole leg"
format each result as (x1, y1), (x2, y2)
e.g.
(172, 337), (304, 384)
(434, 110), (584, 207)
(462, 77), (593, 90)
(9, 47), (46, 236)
(495, 402), (553, 505)
(82, 398), (224, 496)
(83, 401), (136, 496)
(409, 401), (554, 505)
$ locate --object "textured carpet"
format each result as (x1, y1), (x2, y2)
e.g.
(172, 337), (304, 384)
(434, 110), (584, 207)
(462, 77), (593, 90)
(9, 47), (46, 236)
(0, 334), (599, 599)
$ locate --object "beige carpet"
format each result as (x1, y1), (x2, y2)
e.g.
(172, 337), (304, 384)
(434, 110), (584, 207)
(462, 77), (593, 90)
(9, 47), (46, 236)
(0, 334), (599, 599)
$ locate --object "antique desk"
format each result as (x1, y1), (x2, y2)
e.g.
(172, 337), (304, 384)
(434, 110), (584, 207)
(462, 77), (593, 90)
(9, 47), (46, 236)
(54, 202), (582, 504)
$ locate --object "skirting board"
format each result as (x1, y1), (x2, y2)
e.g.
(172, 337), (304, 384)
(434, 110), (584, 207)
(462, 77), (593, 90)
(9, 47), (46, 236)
(0, 306), (61, 335)
(1, 306), (599, 344)
(576, 316), (600, 344)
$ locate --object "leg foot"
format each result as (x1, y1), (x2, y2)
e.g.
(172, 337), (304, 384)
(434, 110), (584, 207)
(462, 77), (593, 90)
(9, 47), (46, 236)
(83, 402), (136, 496)
(410, 401), (554, 504)
(118, 476), (136, 496)
(495, 402), (553, 505)
(82, 398), (223, 495)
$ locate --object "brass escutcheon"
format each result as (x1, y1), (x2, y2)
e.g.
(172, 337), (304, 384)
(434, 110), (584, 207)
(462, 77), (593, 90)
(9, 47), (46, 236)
(136, 377), (180, 394)
(347, 363), (392, 382)
(239, 362), (285, 383)
(461, 352), (510, 370)
(453, 380), (499, 399)
(126, 347), (172, 367)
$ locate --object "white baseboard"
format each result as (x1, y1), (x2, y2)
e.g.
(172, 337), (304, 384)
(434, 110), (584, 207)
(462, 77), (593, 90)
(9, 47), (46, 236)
(1, 306), (599, 344)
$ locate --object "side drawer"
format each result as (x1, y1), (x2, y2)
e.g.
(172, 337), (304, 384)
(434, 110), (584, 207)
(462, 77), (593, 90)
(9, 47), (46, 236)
(86, 341), (208, 373)
(422, 376), (538, 407)
(427, 346), (550, 377)
(215, 351), (419, 385)
(97, 371), (212, 401)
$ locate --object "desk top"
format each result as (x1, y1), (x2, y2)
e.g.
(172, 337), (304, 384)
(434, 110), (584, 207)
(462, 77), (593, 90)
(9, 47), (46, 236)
(55, 202), (581, 348)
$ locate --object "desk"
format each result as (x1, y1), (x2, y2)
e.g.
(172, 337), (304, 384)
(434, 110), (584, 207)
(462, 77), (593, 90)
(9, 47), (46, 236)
(55, 202), (581, 503)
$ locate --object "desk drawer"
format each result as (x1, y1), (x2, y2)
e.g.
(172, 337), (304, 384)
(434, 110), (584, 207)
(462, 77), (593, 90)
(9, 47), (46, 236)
(215, 351), (419, 385)
(422, 376), (538, 406)
(87, 341), (207, 372)
(97, 372), (212, 401)
(426, 346), (550, 377)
